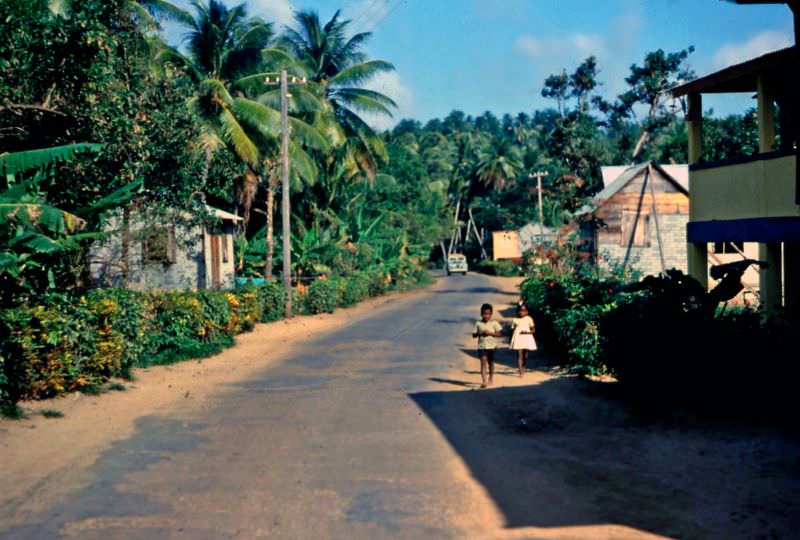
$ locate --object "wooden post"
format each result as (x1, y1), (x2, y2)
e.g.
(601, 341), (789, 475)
(280, 69), (292, 317)
(760, 242), (783, 314)
(647, 164), (667, 274)
(757, 75), (776, 154)
(784, 241), (800, 314)
(447, 199), (460, 256)
(757, 76), (780, 314)
(529, 171), (548, 244)
(686, 93), (707, 289)
(687, 93), (703, 165)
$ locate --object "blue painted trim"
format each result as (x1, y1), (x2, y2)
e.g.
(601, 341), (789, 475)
(689, 149), (796, 172)
(687, 217), (800, 243)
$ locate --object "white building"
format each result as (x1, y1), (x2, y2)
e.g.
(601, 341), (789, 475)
(89, 205), (241, 290)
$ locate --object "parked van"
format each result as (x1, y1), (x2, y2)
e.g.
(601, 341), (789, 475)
(447, 253), (468, 275)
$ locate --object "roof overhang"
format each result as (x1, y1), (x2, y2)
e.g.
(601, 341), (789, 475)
(205, 205), (243, 222)
(670, 46), (798, 97)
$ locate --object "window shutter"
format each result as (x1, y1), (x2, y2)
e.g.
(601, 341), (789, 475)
(620, 211), (650, 247)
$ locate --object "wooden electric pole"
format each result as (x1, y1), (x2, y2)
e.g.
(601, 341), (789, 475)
(530, 171), (548, 243)
(266, 69), (307, 317)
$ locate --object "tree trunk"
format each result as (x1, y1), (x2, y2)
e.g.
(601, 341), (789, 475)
(201, 145), (213, 187)
(121, 205), (130, 288)
(265, 176), (277, 281)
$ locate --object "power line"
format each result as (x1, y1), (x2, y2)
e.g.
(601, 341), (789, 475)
(350, 0), (386, 30)
(363, 0), (407, 34)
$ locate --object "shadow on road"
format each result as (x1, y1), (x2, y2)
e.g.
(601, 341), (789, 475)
(433, 287), (518, 296)
(409, 375), (800, 538)
(0, 417), (212, 539)
(428, 377), (480, 389)
(459, 348), (552, 372)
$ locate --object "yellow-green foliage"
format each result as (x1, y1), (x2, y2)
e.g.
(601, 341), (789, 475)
(87, 297), (125, 378)
(1, 265), (431, 404)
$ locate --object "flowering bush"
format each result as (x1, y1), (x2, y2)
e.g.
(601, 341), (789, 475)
(521, 267), (623, 374)
(1, 262), (433, 406)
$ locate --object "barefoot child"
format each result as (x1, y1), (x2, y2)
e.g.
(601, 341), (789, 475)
(510, 304), (537, 377)
(473, 303), (503, 388)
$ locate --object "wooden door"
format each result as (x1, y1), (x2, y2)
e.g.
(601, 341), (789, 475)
(210, 234), (221, 288)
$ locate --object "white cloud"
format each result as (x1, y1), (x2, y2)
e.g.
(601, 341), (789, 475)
(515, 33), (606, 62)
(513, 8), (644, 103)
(712, 30), (793, 69)
(359, 71), (414, 131)
(249, 0), (296, 30)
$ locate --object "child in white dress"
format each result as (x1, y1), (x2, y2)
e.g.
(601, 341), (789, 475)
(510, 304), (537, 377)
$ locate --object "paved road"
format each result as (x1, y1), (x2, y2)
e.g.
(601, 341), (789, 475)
(5, 273), (800, 539)
(1, 273), (520, 539)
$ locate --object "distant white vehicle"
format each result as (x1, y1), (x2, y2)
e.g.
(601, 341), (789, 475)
(447, 253), (468, 275)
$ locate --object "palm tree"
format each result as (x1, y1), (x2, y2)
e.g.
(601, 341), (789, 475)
(281, 9), (397, 181)
(475, 140), (523, 191)
(156, 1), (331, 280)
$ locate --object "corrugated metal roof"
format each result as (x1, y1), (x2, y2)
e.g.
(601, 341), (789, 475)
(594, 163), (650, 201)
(590, 162), (689, 209)
(670, 46), (797, 96)
(205, 205), (243, 222)
(601, 165), (632, 188)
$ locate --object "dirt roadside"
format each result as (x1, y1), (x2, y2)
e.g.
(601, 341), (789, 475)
(425, 277), (800, 539)
(0, 281), (441, 516)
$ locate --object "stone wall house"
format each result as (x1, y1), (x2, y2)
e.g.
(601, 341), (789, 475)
(577, 162), (690, 278)
(89, 205), (241, 290)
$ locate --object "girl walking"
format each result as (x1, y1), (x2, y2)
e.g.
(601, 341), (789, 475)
(510, 304), (536, 377)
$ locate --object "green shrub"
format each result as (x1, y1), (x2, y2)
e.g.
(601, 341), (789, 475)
(339, 272), (370, 306)
(86, 289), (148, 371)
(478, 260), (521, 276)
(0, 297), (99, 400)
(0, 259), (434, 407)
(258, 281), (285, 321)
(0, 353), (7, 404)
(143, 290), (234, 366)
(304, 279), (338, 314)
(520, 265), (626, 374)
(366, 268), (389, 297)
(600, 271), (709, 385)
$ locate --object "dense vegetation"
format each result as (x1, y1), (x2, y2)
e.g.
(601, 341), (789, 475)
(0, 0), (764, 411)
(0, 0), (440, 410)
(519, 251), (794, 404)
(382, 53), (759, 261)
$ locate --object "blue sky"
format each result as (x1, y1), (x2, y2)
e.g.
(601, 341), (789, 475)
(164, 0), (795, 128)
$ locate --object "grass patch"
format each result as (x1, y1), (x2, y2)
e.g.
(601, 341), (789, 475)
(144, 336), (234, 367)
(118, 365), (135, 381)
(39, 408), (64, 418)
(108, 382), (126, 392)
(79, 384), (103, 396)
(1, 401), (25, 419)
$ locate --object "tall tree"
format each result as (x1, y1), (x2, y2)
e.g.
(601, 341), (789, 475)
(609, 47), (695, 159)
(158, 0), (327, 280)
(281, 9), (396, 181)
(542, 70), (569, 117)
(475, 140), (523, 192)
(570, 56), (600, 113)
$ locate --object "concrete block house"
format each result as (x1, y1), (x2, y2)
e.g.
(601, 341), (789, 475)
(89, 205), (242, 290)
(577, 162), (690, 277)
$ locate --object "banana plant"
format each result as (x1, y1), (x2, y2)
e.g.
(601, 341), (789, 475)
(0, 144), (137, 303)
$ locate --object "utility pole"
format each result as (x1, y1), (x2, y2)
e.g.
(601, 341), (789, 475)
(530, 171), (548, 244)
(266, 69), (307, 317)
